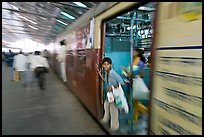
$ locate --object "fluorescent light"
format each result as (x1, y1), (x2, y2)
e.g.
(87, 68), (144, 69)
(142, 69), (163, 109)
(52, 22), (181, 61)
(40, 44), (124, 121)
(138, 6), (155, 11)
(61, 12), (75, 19)
(18, 15), (37, 25)
(73, 2), (87, 8)
(57, 20), (68, 26)
(28, 25), (38, 30)
(10, 4), (19, 10)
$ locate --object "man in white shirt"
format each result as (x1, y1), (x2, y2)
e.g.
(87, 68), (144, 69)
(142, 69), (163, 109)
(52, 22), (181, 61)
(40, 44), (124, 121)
(13, 50), (27, 85)
(57, 40), (67, 82)
(32, 51), (49, 90)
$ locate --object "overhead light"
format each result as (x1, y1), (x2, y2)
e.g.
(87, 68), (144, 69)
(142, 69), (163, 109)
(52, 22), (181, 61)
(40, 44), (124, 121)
(78, 11), (83, 14)
(18, 15), (37, 25)
(57, 20), (68, 26)
(60, 12), (75, 20)
(138, 6), (155, 11)
(73, 2), (87, 8)
(10, 4), (19, 11)
(28, 25), (38, 30)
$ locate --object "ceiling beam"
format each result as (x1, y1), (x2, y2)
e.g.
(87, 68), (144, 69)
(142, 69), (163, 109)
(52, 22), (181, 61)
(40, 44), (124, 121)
(5, 31), (51, 37)
(2, 7), (66, 20)
(2, 24), (25, 28)
(26, 2), (55, 17)
(2, 24), (52, 33)
(2, 17), (34, 24)
(2, 28), (57, 36)
(51, 3), (80, 19)
(6, 8), (73, 24)
(2, 18), (54, 29)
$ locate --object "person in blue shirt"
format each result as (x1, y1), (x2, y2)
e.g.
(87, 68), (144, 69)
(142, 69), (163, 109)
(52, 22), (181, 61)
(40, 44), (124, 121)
(98, 57), (124, 132)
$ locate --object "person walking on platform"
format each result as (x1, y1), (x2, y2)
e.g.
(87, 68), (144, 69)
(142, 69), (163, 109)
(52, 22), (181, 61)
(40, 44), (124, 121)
(57, 40), (67, 82)
(31, 51), (49, 90)
(13, 50), (27, 85)
(99, 57), (124, 132)
(7, 50), (15, 81)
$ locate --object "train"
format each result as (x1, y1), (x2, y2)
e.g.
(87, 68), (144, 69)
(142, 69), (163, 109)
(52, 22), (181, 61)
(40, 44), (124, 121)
(47, 2), (202, 135)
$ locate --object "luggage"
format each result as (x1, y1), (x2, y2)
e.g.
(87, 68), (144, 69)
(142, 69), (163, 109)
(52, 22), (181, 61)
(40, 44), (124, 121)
(112, 84), (129, 113)
(13, 70), (19, 82)
(133, 77), (149, 100)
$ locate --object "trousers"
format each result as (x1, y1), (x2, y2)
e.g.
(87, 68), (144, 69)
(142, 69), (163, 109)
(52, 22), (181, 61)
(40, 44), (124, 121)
(34, 67), (46, 89)
(61, 62), (67, 82)
(102, 100), (119, 131)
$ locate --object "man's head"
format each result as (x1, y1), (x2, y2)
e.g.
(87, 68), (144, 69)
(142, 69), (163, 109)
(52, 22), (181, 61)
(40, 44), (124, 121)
(34, 51), (41, 55)
(60, 40), (66, 46)
(19, 50), (23, 54)
(102, 57), (112, 71)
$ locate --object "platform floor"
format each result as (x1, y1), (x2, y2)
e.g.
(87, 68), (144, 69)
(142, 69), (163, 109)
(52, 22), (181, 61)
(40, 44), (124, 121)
(2, 62), (107, 135)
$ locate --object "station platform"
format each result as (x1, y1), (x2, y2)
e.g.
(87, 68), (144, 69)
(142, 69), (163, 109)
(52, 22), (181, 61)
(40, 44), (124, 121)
(2, 62), (107, 135)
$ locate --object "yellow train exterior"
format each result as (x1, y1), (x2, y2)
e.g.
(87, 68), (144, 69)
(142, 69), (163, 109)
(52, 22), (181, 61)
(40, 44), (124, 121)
(50, 2), (202, 135)
(149, 2), (202, 135)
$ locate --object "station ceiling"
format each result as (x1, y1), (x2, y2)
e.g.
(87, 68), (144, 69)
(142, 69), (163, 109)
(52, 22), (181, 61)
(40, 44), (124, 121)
(2, 2), (99, 45)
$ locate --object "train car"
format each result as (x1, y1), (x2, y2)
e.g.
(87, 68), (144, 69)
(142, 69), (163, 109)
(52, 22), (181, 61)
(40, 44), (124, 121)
(48, 2), (202, 135)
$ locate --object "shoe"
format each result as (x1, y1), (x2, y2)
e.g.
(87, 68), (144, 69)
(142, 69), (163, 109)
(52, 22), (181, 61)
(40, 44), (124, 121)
(110, 127), (119, 132)
(40, 85), (45, 90)
(100, 119), (108, 124)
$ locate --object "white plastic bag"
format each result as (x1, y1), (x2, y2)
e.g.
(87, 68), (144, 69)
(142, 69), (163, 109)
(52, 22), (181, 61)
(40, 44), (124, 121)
(107, 92), (114, 103)
(133, 77), (149, 100)
(112, 84), (129, 113)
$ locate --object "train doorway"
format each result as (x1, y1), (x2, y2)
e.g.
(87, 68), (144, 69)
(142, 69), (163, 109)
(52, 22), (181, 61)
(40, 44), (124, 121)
(100, 2), (156, 135)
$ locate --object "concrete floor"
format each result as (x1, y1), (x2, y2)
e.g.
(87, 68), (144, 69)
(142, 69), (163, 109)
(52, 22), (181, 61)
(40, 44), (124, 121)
(2, 62), (107, 135)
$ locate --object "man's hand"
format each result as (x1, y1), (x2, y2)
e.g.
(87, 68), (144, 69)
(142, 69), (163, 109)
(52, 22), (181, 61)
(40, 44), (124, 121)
(98, 68), (104, 81)
(108, 86), (112, 92)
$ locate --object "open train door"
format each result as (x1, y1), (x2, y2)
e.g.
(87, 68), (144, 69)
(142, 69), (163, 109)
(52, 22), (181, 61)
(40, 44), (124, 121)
(149, 2), (202, 135)
(99, 2), (156, 134)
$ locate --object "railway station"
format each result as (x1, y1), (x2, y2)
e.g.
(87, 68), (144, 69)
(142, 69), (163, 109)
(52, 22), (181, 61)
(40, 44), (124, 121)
(2, 2), (202, 135)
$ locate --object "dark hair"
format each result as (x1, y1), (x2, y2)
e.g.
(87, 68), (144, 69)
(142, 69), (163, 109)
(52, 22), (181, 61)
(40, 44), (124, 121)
(60, 40), (66, 46)
(134, 48), (145, 63)
(34, 51), (41, 55)
(102, 57), (112, 64)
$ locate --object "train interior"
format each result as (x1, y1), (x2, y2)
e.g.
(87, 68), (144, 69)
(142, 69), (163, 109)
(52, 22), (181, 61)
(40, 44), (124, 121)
(102, 2), (156, 135)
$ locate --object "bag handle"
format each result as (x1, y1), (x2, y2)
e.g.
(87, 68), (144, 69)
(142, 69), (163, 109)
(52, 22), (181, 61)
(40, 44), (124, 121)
(111, 83), (121, 90)
(111, 85), (114, 91)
